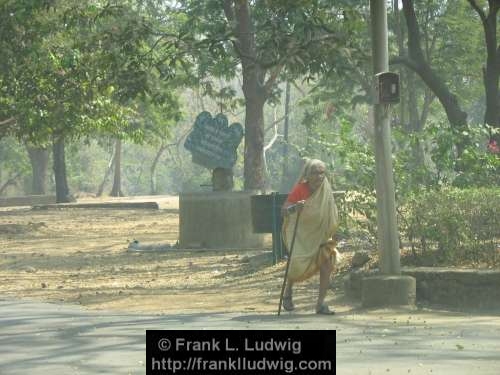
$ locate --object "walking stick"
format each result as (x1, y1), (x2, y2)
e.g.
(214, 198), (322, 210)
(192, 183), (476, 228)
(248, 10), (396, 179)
(278, 206), (302, 316)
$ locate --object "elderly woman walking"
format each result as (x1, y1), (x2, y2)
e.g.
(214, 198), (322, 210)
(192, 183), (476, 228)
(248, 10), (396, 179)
(281, 158), (339, 315)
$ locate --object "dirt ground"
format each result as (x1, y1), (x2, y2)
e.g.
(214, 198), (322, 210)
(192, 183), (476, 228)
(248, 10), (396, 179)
(0, 196), (348, 314)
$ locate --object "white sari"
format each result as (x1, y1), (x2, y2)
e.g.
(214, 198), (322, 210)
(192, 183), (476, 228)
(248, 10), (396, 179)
(282, 178), (339, 282)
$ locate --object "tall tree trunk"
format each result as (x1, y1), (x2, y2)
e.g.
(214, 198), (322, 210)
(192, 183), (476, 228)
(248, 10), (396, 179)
(109, 138), (124, 197)
(52, 137), (72, 203)
(224, 0), (282, 191)
(243, 92), (266, 190)
(234, 1), (266, 190)
(27, 145), (49, 195)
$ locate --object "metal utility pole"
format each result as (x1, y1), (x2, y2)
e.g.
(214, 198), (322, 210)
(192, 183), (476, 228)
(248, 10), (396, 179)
(370, 0), (400, 274)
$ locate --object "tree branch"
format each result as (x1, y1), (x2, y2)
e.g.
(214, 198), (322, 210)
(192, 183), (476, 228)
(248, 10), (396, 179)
(390, 55), (420, 72)
(467, 0), (487, 23)
(0, 172), (22, 195)
(402, 0), (425, 63)
(291, 81), (306, 96)
(419, 88), (435, 127)
(401, 0), (467, 134)
(264, 114), (286, 134)
(263, 108), (282, 177)
(0, 117), (16, 127)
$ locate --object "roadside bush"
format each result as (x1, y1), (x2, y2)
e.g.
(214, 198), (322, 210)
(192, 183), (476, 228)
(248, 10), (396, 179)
(400, 188), (500, 266)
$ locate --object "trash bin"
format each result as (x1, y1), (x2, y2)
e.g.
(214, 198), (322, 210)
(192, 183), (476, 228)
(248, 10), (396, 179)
(250, 192), (288, 263)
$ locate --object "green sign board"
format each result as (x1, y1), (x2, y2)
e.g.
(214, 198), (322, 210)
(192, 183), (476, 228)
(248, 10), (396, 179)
(184, 111), (244, 170)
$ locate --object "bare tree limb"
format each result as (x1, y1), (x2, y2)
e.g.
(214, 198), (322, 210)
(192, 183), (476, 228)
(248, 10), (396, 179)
(264, 115), (286, 134)
(291, 81), (306, 96)
(263, 107), (282, 177)
(96, 146), (115, 197)
(390, 55), (420, 72)
(0, 117), (16, 127)
(0, 172), (22, 195)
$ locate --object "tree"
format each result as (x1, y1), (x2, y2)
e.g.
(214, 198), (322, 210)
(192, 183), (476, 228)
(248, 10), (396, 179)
(158, 0), (349, 190)
(397, 0), (468, 156)
(0, 1), (166, 201)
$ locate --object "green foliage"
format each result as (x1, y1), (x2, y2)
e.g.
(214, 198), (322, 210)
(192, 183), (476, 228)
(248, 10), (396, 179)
(400, 188), (500, 266)
(408, 1), (483, 109)
(451, 126), (500, 188)
(0, 0), (181, 145)
(393, 121), (499, 192)
(164, 0), (356, 104)
(290, 103), (498, 247)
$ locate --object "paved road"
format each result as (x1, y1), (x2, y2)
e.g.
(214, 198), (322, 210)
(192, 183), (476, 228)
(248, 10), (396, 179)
(1, 298), (499, 374)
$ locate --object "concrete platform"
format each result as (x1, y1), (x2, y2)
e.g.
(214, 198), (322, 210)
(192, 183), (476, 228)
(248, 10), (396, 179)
(346, 268), (500, 311)
(362, 275), (416, 308)
(0, 195), (56, 207)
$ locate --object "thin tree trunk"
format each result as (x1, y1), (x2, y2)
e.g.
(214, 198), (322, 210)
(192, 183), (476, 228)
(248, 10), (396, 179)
(52, 137), (72, 203)
(150, 143), (167, 195)
(407, 72), (420, 133)
(281, 81), (291, 191)
(96, 146), (115, 197)
(0, 171), (21, 195)
(27, 145), (49, 195)
(232, 1), (267, 191)
(109, 138), (124, 197)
